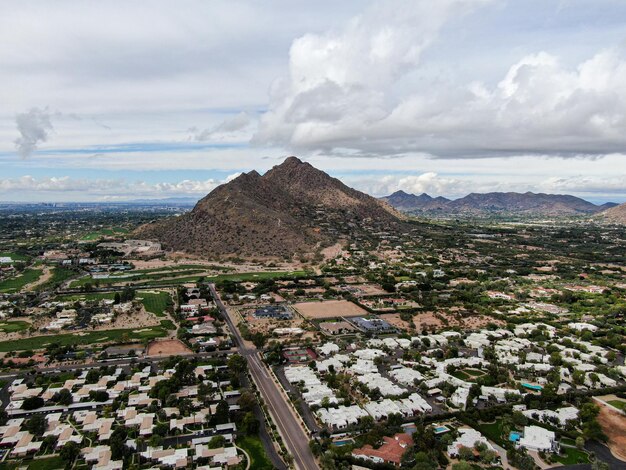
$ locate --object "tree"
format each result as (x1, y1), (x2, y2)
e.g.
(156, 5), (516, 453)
(575, 436), (585, 450)
(214, 400), (230, 424)
(85, 369), (100, 384)
(60, 441), (80, 465)
(208, 435), (226, 449)
(412, 451), (438, 470)
(22, 396), (44, 410)
(89, 390), (110, 402)
(237, 390), (256, 412)
(591, 459), (610, 470)
(227, 354), (247, 374)
(458, 446), (474, 462)
(25, 415), (47, 436)
(480, 449), (498, 463)
(53, 388), (73, 406)
(241, 412), (259, 434)
(110, 427), (129, 460)
(512, 411), (529, 427)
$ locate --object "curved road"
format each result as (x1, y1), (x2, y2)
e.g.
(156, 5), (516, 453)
(209, 284), (319, 470)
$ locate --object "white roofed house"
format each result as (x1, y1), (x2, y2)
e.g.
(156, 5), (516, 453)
(522, 407), (579, 428)
(517, 425), (558, 453)
(448, 427), (495, 457)
(316, 405), (368, 430)
(480, 386), (520, 403)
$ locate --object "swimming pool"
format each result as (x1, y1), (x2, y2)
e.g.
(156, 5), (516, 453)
(509, 432), (521, 442)
(522, 383), (543, 391)
(433, 425), (450, 434)
(332, 439), (354, 447)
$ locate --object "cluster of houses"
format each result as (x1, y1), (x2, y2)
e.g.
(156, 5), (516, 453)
(0, 364), (243, 468)
(37, 299), (133, 332)
(280, 317), (623, 465)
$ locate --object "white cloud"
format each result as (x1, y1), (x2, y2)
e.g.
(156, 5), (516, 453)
(255, 0), (492, 150)
(14, 108), (53, 158)
(0, 175), (235, 200)
(189, 112), (253, 141)
(255, 0), (626, 159)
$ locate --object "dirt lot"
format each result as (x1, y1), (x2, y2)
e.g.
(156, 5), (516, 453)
(350, 284), (387, 296)
(380, 311), (504, 332)
(146, 339), (193, 357)
(293, 300), (368, 319)
(596, 400), (626, 461)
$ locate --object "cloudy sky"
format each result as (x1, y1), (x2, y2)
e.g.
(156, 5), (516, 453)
(2, 0), (626, 203)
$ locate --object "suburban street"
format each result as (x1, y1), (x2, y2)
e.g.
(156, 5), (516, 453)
(209, 284), (320, 470)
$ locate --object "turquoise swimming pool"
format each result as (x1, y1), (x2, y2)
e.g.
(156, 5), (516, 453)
(522, 383), (543, 391)
(433, 425), (450, 434)
(332, 439), (354, 447)
(509, 432), (521, 442)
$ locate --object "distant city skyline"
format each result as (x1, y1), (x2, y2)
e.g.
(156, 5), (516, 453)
(2, 0), (626, 203)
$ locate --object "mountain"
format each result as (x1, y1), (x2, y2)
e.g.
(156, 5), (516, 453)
(381, 191), (450, 212)
(599, 202), (626, 224)
(381, 191), (611, 216)
(136, 157), (404, 258)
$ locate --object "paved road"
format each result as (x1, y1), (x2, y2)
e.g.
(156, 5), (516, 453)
(585, 441), (626, 470)
(209, 284), (319, 470)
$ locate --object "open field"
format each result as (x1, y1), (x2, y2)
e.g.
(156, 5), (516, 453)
(553, 447), (589, 465)
(348, 283), (388, 296)
(0, 252), (30, 262)
(69, 268), (207, 287)
(160, 319), (176, 330)
(38, 267), (77, 290)
(27, 456), (64, 470)
(80, 227), (128, 241)
(596, 399), (626, 461)
(0, 268), (43, 293)
(293, 299), (367, 319)
(55, 292), (116, 302)
(609, 400), (626, 412)
(236, 436), (274, 470)
(146, 339), (192, 357)
(137, 290), (173, 317)
(451, 368), (486, 381)
(211, 270), (308, 282)
(0, 321), (30, 333)
(71, 269), (310, 288)
(473, 419), (506, 447)
(0, 326), (168, 352)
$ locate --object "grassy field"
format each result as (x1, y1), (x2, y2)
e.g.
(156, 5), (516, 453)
(237, 436), (274, 470)
(80, 227), (128, 241)
(0, 320), (30, 333)
(554, 446), (589, 465)
(451, 369), (485, 382)
(0, 326), (168, 352)
(55, 292), (116, 302)
(0, 252), (30, 262)
(464, 368), (485, 377)
(0, 268), (43, 293)
(69, 268), (207, 287)
(211, 270), (308, 282)
(71, 269), (310, 288)
(137, 290), (173, 317)
(474, 419), (506, 446)
(28, 456), (64, 470)
(37, 267), (77, 290)
(160, 319), (176, 330)
(608, 399), (626, 411)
